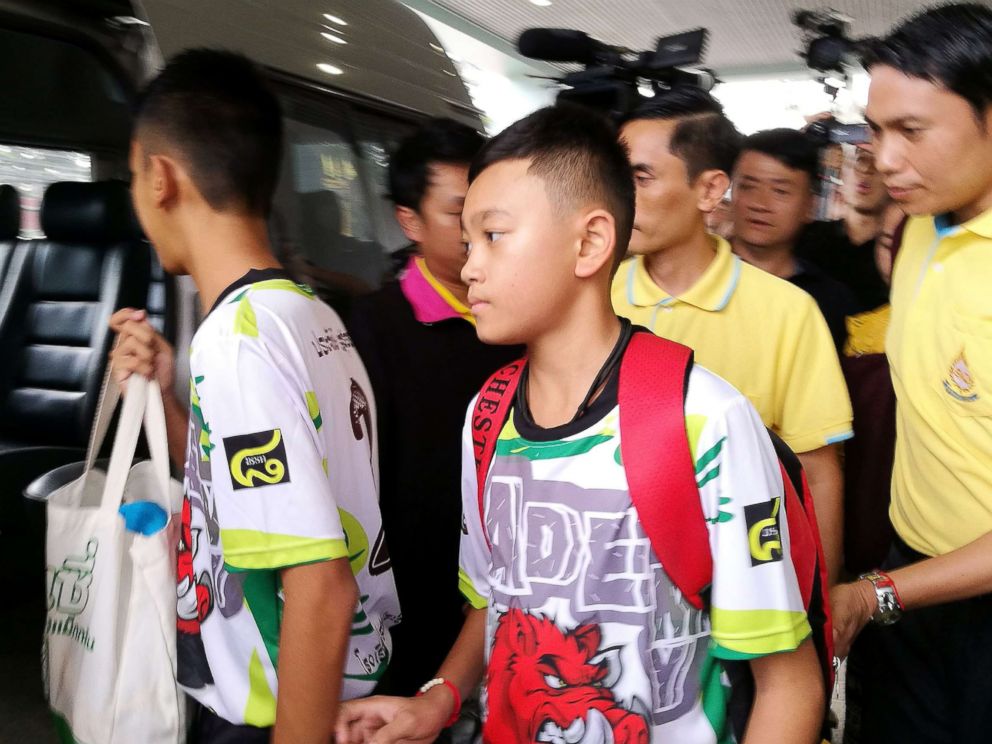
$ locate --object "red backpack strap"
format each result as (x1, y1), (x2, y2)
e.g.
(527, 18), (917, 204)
(471, 359), (526, 549)
(618, 332), (711, 610)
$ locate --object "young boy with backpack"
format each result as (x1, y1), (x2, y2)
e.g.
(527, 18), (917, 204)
(337, 104), (827, 744)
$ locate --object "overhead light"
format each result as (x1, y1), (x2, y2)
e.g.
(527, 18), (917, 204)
(529, 0), (553, 6)
(0, 145), (10, 153)
(321, 31), (347, 44)
(74, 157), (89, 168)
(317, 62), (344, 75)
(11, 165), (25, 171)
(443, 69), (457, 77)
(20, 151), (35, 159)
(429, 42), (445, 54)
(45, 168), (59, 175)
(323, 13), (347, 26)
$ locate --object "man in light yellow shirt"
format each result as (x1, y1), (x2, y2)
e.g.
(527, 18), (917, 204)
(827, 5), (992, 742)
(612, 87), (852, 584)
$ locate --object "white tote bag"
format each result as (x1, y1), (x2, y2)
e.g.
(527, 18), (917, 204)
(45, 374), (186, 744)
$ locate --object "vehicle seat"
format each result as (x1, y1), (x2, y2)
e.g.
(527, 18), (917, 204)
(0, 184), (26, 334)
(147, 253), (176, 344)
(0, 180), (150, 511)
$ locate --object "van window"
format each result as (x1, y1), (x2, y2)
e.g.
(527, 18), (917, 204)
(350, 110), (417, 256)
(271, 94), (388, 302)
(0, 145), (91, 237)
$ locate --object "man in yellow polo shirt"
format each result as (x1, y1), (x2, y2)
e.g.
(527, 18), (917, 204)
(828, 5), (992, 742)
(612, 87), (852, 584)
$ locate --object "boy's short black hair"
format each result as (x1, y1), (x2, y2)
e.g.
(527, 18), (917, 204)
(469, 104), (635, 271)
(621, 87), (743, 179)
(388, 118), (485, 210)
(861, 3), (992, 122)
(134, 49), (282, 216)
(738, 128), (820, 185)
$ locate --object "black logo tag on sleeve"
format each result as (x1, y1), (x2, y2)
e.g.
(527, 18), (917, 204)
(744, 497), (783, 566)
(224, 429), (291, 490)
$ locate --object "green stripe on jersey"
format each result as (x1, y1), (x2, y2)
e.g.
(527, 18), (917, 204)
(495, 433), (613, 461)
(709, 607), (811, 658)
(306, 390), (323, 430)
(233, 295), (258, 337)
(241, 570), (282, 668)
(699, 645), (735, 743)
(459, 567), (487, 609)
(221, 530), (348, 571)
(244, 648), (277, 726)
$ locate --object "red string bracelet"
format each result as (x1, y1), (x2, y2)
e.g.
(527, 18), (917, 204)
(416, 678), (462, 728)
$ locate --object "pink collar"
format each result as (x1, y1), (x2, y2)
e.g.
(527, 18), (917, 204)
(399, 257), (473, 325)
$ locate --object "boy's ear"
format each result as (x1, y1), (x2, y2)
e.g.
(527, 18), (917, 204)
(575, 208), (617, 279)
(396, 206), (425, 244)
(695, 170), (731, 214)
(148, 154), (181, 210)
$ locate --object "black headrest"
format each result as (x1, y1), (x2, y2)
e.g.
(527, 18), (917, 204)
(41, 181), (143, 244)
(0, 184), (20, 241)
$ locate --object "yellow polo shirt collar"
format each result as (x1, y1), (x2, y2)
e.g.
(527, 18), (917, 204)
(934, 208), (992, 240)
(625, 235), (743, 315)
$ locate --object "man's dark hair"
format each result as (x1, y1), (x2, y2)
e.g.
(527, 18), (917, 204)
(134, 49), (283, 216)
(622, 87), (743, 179)
(469, 104), (635, 271)
(388, 118), (485, 210)
(738, 128), (820, 184)
(861, 3), (992, 121)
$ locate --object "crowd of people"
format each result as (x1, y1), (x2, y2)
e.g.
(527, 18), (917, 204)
(106, 2), (992, 743)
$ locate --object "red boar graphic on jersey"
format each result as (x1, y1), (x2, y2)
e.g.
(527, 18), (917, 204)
(177, 496), (212, 634)
(485, 608), (649, 744)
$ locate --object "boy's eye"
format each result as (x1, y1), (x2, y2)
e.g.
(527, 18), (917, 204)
(486, 231), (504, 243)
(462, 240), (472, 254)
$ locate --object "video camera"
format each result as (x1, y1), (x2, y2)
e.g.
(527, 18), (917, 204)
(793, 8), (869, 145)
(516, 27), (715, 119)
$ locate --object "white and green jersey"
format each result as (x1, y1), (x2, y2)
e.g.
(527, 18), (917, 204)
(458, 347), (810, 743)
(177, 269), (399, 727)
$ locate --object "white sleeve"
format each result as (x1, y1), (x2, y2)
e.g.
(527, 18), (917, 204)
(692, 384), (812, 660)
(195, 335), (346, 572)
(457, 395), (492, 609)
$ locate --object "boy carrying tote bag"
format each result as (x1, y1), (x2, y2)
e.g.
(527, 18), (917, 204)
(45, 374), (185, 743)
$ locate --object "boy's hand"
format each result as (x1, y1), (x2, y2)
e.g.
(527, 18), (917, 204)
(830, 579), (877, 659)
(109, 308), (175, 394)
(335, 689), (454, 744)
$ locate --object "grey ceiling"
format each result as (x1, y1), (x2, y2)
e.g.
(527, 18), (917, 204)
(430, 0), (989, 75)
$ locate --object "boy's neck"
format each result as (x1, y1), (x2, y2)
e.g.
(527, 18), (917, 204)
(732, 238), (797, 280)
(525, 295), (622, 429)
(643, 228), (718, 297)
(185, 212), (282, 314)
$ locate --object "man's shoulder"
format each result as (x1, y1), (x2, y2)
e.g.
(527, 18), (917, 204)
(196, 278), (344, 353)
(735, 258), (821, 314)
(350, 280), (408, 318)
(610, 256), (638, 298)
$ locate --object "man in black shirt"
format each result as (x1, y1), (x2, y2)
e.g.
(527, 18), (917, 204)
(797, 146), (892, 315)
(347, 119), (522, 705)
(731, 129), (857, 351)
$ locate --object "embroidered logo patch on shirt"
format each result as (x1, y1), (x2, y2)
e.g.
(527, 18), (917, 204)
(745, 497), (783, 566)
(224, 429), (291, 489)
(943, 351), (979, 403)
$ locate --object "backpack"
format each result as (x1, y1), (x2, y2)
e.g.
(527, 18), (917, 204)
(470, 331), (834, 737)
